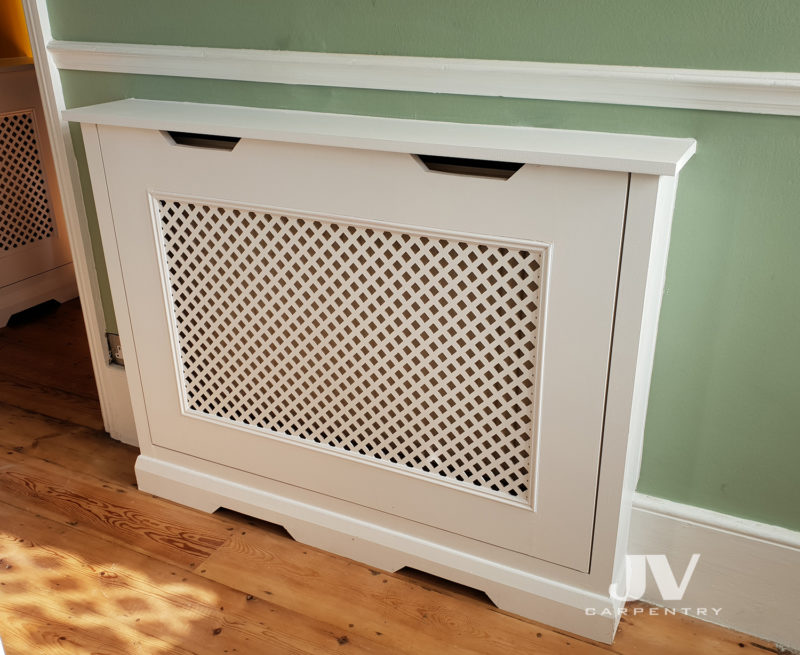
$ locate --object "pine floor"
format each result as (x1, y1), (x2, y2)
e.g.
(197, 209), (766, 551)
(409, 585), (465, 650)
(0, 299), (786, 654)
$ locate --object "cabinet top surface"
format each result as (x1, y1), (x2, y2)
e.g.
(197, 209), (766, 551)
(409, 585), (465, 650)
(64, 98), (695, 175)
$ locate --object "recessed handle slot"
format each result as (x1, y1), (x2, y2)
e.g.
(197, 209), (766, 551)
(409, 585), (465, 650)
(165, 131), (240, 151)
(415, 154), (523, 180)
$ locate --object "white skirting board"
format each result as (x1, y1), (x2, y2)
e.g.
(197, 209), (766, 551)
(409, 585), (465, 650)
(630, 494), (800, 650)
(0, 263), (78, 327)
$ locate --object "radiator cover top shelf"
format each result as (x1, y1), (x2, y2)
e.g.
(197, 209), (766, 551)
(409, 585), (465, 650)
(63, 98), (696, 176)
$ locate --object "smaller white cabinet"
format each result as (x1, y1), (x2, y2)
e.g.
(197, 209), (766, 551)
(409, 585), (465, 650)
(0, 62), (76, 325)
(68, 99), (694, 643)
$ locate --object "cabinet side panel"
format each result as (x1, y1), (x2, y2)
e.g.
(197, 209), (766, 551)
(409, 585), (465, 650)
(79, 122), (151, 449)
(591, 174), (678, 590)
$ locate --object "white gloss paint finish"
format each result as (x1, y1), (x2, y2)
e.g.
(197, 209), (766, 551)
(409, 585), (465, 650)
(49, 40), (800, 116)
(21, 0), (138, 444)
(630, 495), (800, 650)
(63, 99), (695, 176)
(73, 99), (693, 642)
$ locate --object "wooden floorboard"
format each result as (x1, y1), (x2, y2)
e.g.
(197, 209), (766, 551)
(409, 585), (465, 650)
(0, 402), (136, 484)
(0, 299), (787, 654)
(0, 453), (232, 568)
(0, 503), (384, 655)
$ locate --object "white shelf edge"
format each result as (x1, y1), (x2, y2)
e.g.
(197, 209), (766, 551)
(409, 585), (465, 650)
(48, 40), (800, 117)
(63, 99), (695, 176)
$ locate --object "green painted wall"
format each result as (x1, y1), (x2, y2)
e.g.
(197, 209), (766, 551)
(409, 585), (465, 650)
(49, 1), (800, 531)
(46, 0), (800, 71)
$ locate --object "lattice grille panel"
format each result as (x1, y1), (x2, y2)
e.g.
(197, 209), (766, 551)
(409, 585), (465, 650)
(0, 111), (56, 251)
(158, 199), (545, 501)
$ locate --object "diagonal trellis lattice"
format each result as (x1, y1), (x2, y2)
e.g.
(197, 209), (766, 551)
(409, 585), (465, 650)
(157, 198), (545, 501)
(0, 111), (55, 251)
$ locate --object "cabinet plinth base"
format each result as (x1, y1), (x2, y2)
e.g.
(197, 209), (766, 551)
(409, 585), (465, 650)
(135, 454), (622, 643)
(0, 264), (78, 327)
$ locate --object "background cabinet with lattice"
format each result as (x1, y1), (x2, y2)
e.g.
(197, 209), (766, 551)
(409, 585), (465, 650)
(70, 99), (694, 643)
(0, 62), (75, 325)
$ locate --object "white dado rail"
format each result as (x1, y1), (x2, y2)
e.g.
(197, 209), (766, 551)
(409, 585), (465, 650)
(49, 40), (800, 116)
(66, 99), (695, 642)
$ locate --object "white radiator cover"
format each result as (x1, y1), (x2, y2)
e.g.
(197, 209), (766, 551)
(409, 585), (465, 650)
(0, 65), (76, 325)
(69, 99), (695, 643)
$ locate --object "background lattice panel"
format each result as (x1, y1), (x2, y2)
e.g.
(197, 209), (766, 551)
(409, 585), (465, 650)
(158, 199), (545, 502)
(0, 111), (56, 252)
